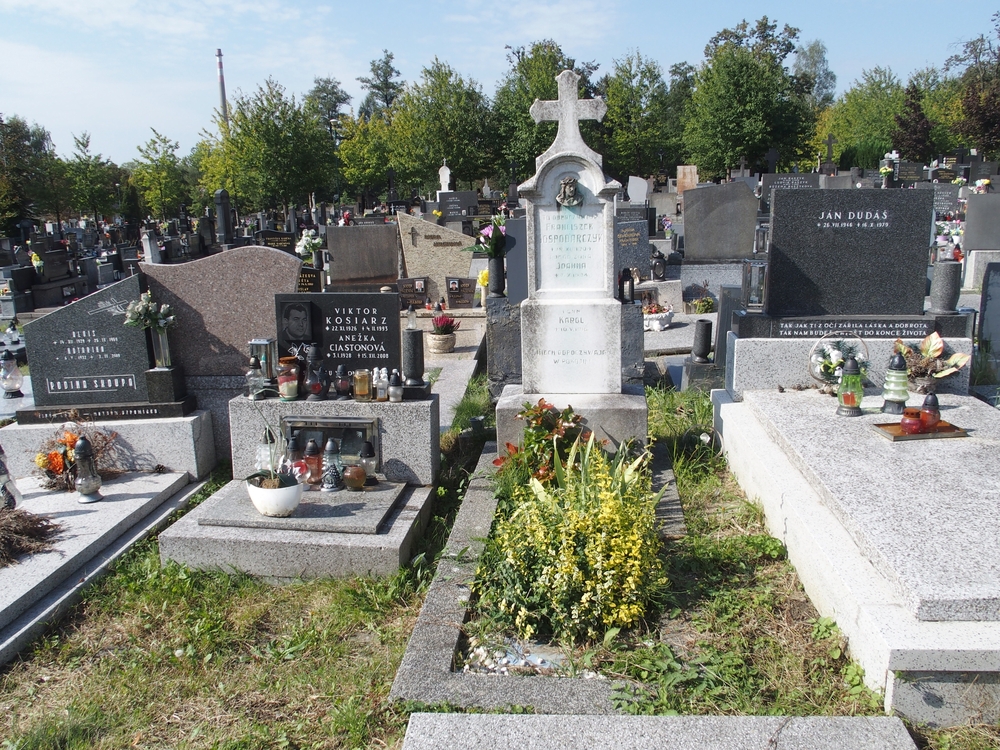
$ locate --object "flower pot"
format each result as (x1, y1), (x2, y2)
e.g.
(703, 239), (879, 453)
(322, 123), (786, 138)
(426, 332), (456, 354)
(910, 376), (937, 395)
(246, 478), (303, 517)
(643, 311), (674, 331)
(150, 328), (172, 368)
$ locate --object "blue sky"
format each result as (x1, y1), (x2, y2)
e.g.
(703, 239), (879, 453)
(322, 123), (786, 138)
(1, 0), (995, 165)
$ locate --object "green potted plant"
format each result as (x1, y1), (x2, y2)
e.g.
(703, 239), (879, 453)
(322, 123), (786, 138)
(427, 314), (460, 354)
(895, 332), (971, 394)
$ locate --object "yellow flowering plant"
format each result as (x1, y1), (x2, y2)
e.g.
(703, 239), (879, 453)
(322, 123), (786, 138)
(33, 421), (123, 492)
(477, 269), (489, 288)
(477, 432), (668, 643)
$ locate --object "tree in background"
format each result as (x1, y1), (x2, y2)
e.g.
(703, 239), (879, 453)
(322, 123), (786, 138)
(33, 144), (73, 230)
(305, 76), (352, 122)
(67, 133), (117, 223)
(892, 84), (934, 163)
(793, 40), (837, 111)
(948, 12), (1000, 158)
(337, 113), (391, 204)
(357, 51), (404, 121)
(492, 40), (600, 182)
(818, 67), (904, 169)
(660, 63), (695, 174)
(596, 51), (671, 183)
(684, 17), (813, 179)
(908, 67), (965, 156)
(0, 115), (52, 234)
(131, 129), (185, 221)
(391, 59), (491, 191)
(206, 79), (334, 214)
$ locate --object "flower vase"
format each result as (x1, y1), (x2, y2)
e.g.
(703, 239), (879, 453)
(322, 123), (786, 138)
(480, 286), (487, 308)
(151, 328), (172, 368)
(487, 256), (505, 298)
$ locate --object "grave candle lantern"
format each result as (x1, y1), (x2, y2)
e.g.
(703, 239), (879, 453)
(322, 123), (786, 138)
(321, 438), (343, 492)
(359, 440), (378, 484)
(0, 350), (23, 399)
(836, 357), (864, 417)
(303, 439), (323, 485)
(73, 434), (103, 504)
(277, 357), (300, 401)
(334, 364), (351, 399)
(245, 356), (265, 401)
(880, 353), (909, 414)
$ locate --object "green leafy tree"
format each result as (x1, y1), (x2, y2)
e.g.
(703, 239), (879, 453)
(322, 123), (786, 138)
(815, 67), (904, 167)
(391, 58), (491, 191)
(595, 51), (671, 182)
(0, 115), (52, 233)
(33, 148), (73, 229)
(211, 79), (335, 213)
(337, 113), (391, 202)
(684, 17), (813, 179)
(947, 12), (1000, 158)
(131, 129), (185, 221)
(660, 63), (695, 173)
(892, 84), (934, 163)
(793, 40), (837, 111)
(67, 132), (117, 223)
(357, 51), (404, 121)
(491, 40), (600, 179)
(305, 76), (352, 121)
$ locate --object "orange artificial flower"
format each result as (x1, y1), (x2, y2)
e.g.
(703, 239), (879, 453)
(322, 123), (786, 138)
(59, 432), (79, 449)
(47, 451), (65, 474)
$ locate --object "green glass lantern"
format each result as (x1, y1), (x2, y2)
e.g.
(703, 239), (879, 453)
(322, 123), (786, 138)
(881, 353), (909, 414)
(836, 357), (864, 417)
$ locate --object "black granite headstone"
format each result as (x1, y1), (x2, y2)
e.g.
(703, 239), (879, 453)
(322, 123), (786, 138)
(297, 267), (323, 293)
(759, 173), (820, 211)
(255, 230), (296, 254)
(445, 277), (477, 309)
(439, 191), (479, 219)
(615, 207), (647, 223)
(931, 184), (962, 216)
(614, 219), (649, 275)
(765, 190), (933, 317)
(275, 292), (401, 375)
(895, 162), (926, 184)
(396, 277), (429, 310)
(972, 162), (999, 179)
(24, 274), (151, 406)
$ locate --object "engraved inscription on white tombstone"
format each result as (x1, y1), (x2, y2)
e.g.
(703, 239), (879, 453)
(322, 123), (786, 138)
(524, 306), (608, 373)
(536, 204), (604, 293)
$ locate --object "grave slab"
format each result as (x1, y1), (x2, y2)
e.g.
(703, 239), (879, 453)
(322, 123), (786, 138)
(197, 481), (405, 534)
(715, 389), (1000, 725)
(401, 714), (917, 750)
(159, 479), (433, 579)
(0, 472), (189, 632)
(0, 409), (215, 480)
(743, 389), (1000, 622)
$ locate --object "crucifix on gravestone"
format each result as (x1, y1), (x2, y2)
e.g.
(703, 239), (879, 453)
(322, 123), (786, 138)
(387, 167), (398, 202)
(824, 133), (837, 163)
(528, 69), (607, 168)
(507, 160), (520, 208)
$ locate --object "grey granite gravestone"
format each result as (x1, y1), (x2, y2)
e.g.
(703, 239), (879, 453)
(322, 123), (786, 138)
(979, 263), (1000, 369)
(964, 195), (1000, 250)
(396, 213), (472, 303)
(275, 292), (402, 375)
(759, 173), (820, 212)
(930, 183), (962, 216)
(326, 224), (400, 290)
(682, 182), (757, 261)
(503, 217), (528, 305)
(972, 162), (999, 179)
(23, 274), (150, 406)
(765, 190), (933, 317)
(614, 219), (649, 274)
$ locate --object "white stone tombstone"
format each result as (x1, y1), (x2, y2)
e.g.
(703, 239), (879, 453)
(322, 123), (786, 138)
(627, 175), (649, 204)
(482, 178), (492, 198)
(518, 70), (622, 394)
(438, 162), (451, 195)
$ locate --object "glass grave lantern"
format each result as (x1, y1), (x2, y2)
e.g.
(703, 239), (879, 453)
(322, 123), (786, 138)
(836, 357), (864, 417)
(248, 338), (278, 386)
(0, 350), (23, 398)
(880, 353), (909, 414)
(741, 223), (770, 312)
(74, 434), (103, 504)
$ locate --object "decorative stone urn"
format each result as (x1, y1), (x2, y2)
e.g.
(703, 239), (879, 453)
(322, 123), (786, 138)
(426, 332), (456, 354)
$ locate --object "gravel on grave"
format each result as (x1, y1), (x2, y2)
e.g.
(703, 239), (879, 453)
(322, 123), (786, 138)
(461, 637), (604, 679)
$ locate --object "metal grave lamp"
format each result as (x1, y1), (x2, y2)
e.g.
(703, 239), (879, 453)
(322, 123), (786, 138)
(0, 350), (23, 398)
(836, 357), (864, 417)
(74, 434), (103, 504)
(741, 223), (770, 312)
(248, 338), (278, 385)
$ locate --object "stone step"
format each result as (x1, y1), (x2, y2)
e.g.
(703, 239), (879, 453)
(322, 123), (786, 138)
(0, 472), (197, 668)
(401, 714), (917, 750)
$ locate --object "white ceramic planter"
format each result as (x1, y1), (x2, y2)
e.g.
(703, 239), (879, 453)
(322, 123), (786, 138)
(643, 311), (674, 331)
(426, 332), (456, 354)
(246, 479), (303, 517)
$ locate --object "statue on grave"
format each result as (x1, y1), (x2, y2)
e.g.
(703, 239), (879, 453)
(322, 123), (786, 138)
(556, 176), (582, 207)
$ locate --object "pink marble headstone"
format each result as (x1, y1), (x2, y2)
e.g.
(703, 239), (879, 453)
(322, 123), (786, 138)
(141, 246), (302, 377)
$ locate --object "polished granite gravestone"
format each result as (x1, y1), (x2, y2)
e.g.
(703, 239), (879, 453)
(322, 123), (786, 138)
(681, 181), (757, 261)
(254, 229), (296, 254)
(765, 190), (933, 317)
(23, 275), (151, 407)
(275, 291), (402, 375)
(963, 194), (1000, 251)
(979, 263), (1000, 362)
(396, 213), (473, 305)
(759, 172), (820, 212)
(614, 219), (649, 273)
(325, 224), (400, 291)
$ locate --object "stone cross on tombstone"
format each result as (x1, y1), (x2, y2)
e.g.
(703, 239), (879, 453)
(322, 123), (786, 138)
(438, 160), (451, 194)
(739, 156), (748, 176)
(387, 167), (398, 201)
(528, 69), (607, 168)
(824, 133), (838, 162)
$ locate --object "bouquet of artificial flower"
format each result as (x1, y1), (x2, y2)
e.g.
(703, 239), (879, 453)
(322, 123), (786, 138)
(124, 292), (175, 332)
